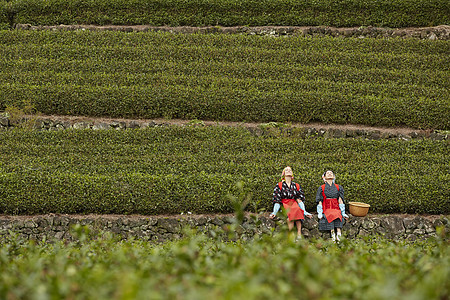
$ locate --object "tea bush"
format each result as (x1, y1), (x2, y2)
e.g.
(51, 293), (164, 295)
(0, 0), (448, 28)
(0, 228), (448, 299)
(0, 31), (448, 129)
(0, 127), (448, 215)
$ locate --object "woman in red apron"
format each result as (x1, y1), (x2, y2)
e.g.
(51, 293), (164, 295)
(269, 166), (312, 241)
(316, 170), (348, 242)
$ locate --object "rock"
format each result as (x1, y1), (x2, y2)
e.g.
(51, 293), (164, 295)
(419, 219), (435, 234)
(15, 24), (32, 30)
(303, 217), (318, 230)
(346, 217), (362, 229)
(158, 218), (180, 233)
(54, 231), (65, 240)
(433, 218), (447, 229)
(307, 127), (318, 137)
(111, 121), (126, 129)
(0, 214), (445, 242)
(60, 217), (70, 227)
(375, 225), (388, 236)
(80, 218), (94, 225)
(0, 116), (9, 126)
(413, 229), (426, 235)
(24, 220), (38, 228)
(92, 122), (111, 130)
(429, 132), (445, 140)
(35, 217), (49, 227)
(345, 129), (358, 138)
(358, 229), (370, 236)
(325, 128), (344, 138)
(367, 130), (381, 140)
(72, 122), (90, 129)
(195, 217), (208, 226)
(406, 234), (418, 241)
(380, 216), (405, 235)
(404, 216), (421, 233)
(409, 131), (422, 139)
(128, 121), (141, 129)
(345, 226), (359, 238)
(361, 218), (378, 230)
(302, 228), (310, 237)
(428, 32), (437, 40)
(308, 228), (321, 238)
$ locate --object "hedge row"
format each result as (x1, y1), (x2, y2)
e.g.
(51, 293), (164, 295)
(0, 127), (448, 215)
(2, 233), (448, 299)
(0, 0), (448, 29)
(1, 31), (448, 129)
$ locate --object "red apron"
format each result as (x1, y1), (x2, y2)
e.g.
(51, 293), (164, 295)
(282, 199), (305, 221)
(323, 198), (342, 223)
(321, 184), (342, 223)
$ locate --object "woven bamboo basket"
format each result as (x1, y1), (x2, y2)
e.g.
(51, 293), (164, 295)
(348, 202), (370, 217)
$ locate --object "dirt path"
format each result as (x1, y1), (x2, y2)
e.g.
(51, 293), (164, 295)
(14, 24), (450, 39)
(35, 113), (436, 136)
(1, 212), (447, 221)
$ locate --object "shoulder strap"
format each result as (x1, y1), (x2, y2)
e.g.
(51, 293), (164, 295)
(296, 183), (300, 191)
(321, 184), (326, 200)
(334, 183), (339, 191)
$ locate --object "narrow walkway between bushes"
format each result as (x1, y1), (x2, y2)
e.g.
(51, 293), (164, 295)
(19, 113), (440, 136)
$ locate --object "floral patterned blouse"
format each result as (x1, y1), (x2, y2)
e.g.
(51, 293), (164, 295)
(273, 181), (306, 204)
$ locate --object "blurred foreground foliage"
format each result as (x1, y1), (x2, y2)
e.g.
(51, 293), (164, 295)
(0, 224), (448, 300)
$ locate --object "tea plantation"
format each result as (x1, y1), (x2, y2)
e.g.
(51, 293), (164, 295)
(0, 1), (449, 299)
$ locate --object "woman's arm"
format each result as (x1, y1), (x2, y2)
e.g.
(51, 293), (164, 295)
(270, 184), (282, 218)
(295, 184), (306, 203)
(316, 187), (324, 219)
(338, 185), (345, 204)
(315, 186), (323, 204)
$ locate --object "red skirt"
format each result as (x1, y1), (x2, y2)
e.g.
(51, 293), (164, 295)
(282, 199), (305, 221)
(323, 198), (342, 223)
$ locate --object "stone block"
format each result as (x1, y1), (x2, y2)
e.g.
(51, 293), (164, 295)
(158, 218), (180, 233)
(92, 122), (111, 130)
(380, 216), (405, 235)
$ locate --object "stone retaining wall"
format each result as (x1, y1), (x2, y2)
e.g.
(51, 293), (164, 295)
(1, 214), (448, 242)
(0, 115), (447, 140)
(14, 24), (450, 40)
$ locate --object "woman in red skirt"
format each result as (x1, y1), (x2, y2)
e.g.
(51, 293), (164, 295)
(269, 166), (312, 241)
(316, 170), (349, 242)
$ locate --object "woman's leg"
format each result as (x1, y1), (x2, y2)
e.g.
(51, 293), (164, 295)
(336, 227), (342, 241)
(287, 219), (294, 231)
(295, 220), (302, 236)
(331, 230), (336, 241)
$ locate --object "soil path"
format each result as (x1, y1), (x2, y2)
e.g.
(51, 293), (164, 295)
(0, 212), (447, 221)
(14, 24), (450, 40)
(38, 113), (436, 136)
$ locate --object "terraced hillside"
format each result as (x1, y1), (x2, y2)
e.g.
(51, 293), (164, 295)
(0, 0), (449, 216)
(0, 2), (449, 299)
(1, 30), (449, 129)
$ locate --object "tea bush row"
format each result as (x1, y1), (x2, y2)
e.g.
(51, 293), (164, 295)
(0, 0), (448, 29)
(1, 31), (448, 129)
(0, 127), (448, 215)
(0, 227), (448, 299)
